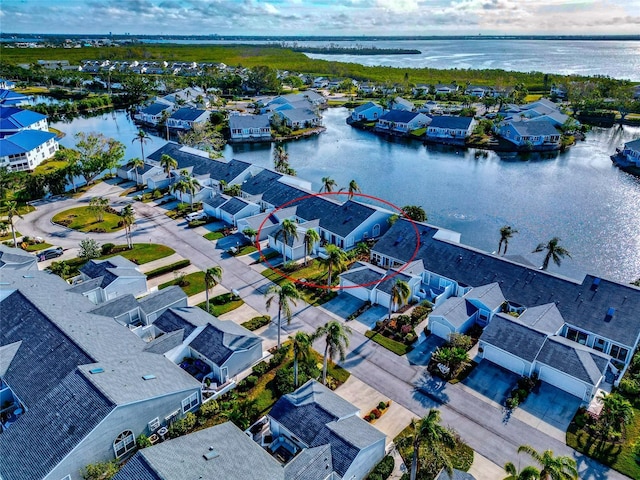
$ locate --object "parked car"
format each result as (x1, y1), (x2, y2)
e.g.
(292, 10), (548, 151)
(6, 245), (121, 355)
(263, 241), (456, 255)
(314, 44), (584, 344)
(185, 210), (207, 222)
(38, 247), (64, 261)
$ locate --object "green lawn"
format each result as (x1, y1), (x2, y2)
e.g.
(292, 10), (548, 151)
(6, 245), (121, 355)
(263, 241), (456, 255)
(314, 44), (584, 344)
(234, 245), (257, 256)
(261, 260), (338, 306)
(0, 231), (20, 241)
(33, 160), (69, 175)
(101, 243), (175, 264)
(22, 242), (53, 252)
(159, 271), (207, 297)
(52, 206), (123, 233)
(203, 231), (224, 241)
(0, 204), (34, 217)
(198, 293), (244, 316)
(365, 330), (413, 356)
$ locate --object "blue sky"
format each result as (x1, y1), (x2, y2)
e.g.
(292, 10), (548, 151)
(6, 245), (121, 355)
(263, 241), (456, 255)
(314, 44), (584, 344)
(2, 0), (640, 36)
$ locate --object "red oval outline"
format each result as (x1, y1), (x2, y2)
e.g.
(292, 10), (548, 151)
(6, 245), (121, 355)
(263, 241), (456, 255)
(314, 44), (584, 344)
(256, 191), (421, 290)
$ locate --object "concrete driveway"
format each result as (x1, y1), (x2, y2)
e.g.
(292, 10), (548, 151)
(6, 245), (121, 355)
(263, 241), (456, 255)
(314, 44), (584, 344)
(322, 294), (365, 320)
(406, 335), (446, 366)
(516, 383), (582, 440)
(354, 305), (387, 330)
(462, 361), (519, 405)
(215, 233), (248, 251)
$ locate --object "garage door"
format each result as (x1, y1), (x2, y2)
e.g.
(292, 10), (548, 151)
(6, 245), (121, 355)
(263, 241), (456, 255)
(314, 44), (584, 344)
(430, 319), (453, 340)
(482, 344), (527, 376)
(537, 365), (588, 400)
(342, 281), (370, 302)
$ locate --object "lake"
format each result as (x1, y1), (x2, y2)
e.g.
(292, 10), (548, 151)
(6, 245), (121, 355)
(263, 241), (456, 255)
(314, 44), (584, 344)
(52, 108), (640, 284)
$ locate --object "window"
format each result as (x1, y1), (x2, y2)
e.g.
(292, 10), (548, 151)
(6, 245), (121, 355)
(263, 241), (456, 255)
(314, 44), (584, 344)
(113, 430), (135, 458)
(181, 392), (198, 413)
(148, 417), (160, 433)
(566, 327), (588, 345)
(609, 345), (628, 362)
(593, 338), (606, 352)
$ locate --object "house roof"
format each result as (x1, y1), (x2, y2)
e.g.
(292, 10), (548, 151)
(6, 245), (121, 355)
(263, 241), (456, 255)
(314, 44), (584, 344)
(435, 468), (477, 480)
(89, 293), (140, 318)
(624, 138), (640, 151)
(138, 285), (187, 315)
(506, 120), (559, 136)
(429, 116), (473, 130)
(80, 256), (143, 282)
(353, 101), (382, 113)
(536, 336), (610, 386)
(464, 282), (505, 310)
(189, 318), (260, 366)
(0, 244), (37, 270)
(140, 102), (172, 115)
(241, 169), (283, 196)
(277, 108), (319, 123)
(220, 197), (251, 216)
(515, 303), (565, 335)
(284, 444), (333, 480)
(154, 308), (201, 338)
(340, 264), (386, 290)
(203, 194), (229, 208)
(114, 422), (283, 480)
(229, 114), (271, 129)
(169, 107), (207, 121)
(431, 297), (478, 328)
(379, 110), (422, 123)
(0, 105), (46, 129)
(372, 219), (640, 347)
(0, 130), (56, 155)
(480, 314), (548, 362)
(375, 270), (415, 295)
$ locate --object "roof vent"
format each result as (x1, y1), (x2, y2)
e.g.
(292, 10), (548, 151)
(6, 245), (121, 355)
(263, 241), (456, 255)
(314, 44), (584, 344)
(89, 368), (104, 374)
(605, 307), (615, 322)
(591, 278), (601, 290)
(203, 448), (219, 461)
(142, 374), (156, 380)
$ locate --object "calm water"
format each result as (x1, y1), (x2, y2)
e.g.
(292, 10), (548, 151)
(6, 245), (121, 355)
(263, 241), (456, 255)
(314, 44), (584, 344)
(52, 108), (640, 284)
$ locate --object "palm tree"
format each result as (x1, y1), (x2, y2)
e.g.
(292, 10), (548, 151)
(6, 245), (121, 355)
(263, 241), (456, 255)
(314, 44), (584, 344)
(503, 462), (540, 480)
(204, 266), (223, 314)
(276, 219), (298, 265)
(498, 225), (518, 255)
(242, 227), (258, 245)
(264, 281), (301, 349)
(160, 154), (178, 178)
(347, 179), (361, 199)
(170, 179), (188, 204)
(133, 129), (150, 161)
(131, 157), (145, 186)
(517, 445), (578, 480)
(303, 229), (320, 266)
(5, 201), (22, 248)
(388, 279), (411, 321)
(320, 176), (337, 193)
(291, 331), (314, 388)
(120, 204), (136, 249)
(316, 320), (351, 385)
(598, 392), (634, 434)
(180, 170), (201, 211)
(407, 409), (456, 480)
(319, 244), (348, 287)
(88, 196), (109, 222)
(273, 144), (290, 174)
(532, 237), (572, 270)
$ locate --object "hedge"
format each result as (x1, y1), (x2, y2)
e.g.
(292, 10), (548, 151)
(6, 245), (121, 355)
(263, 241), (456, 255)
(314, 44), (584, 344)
(241, 315), (271, 331)
(146, 259), (191, 279)
(366, 455), (394, 480)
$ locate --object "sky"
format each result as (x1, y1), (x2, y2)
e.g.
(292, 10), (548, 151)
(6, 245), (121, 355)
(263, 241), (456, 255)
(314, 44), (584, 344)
(2, 0), (640, 36)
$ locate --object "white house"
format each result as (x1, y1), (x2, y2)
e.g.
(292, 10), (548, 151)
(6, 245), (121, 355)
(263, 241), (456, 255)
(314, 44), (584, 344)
(134, 101), (173, 126)
(434, 84), (459, 95)
(350, 101), (385, 122)
(426, 116), (475, 141)
(267, 220), (319, 263)
(390, 97), (415, 111)
(497, 120), (561, 147)
(273, 108), (321, 129)
(377, 110), (431, 133)
(0, 130), (58, 172)
(166, 108), (209, 131)
(616, 138), (640, 167)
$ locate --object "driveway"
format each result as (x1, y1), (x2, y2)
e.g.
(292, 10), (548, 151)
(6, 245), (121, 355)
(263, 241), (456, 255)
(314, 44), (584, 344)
(461, 361), (519, 405)
(516, 383), (582, 440)
(406, 335), (446, 366)
(215, 233), (248, 252)
(354, 305), (387, 330)
(322, 294), (365, 319)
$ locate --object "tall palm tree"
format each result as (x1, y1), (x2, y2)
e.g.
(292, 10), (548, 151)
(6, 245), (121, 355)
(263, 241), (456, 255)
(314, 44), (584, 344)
(517, 445), (578, 480)
(347, 179), (361, 199)
(180, 170), (201, 211)
(242, 227), (258, 245)
(303, 229), (320, 266)
(388, 279), (411, 321)
(503, 462), (540, 480)
(204, 266), (223, 314)
(316, 320), (351, 385)
(264, 281), (301, 349)
(407, 409), (455, 480)
(273, 143), (289, 173)
(120, 204), (136, 249)
(131, 157), (145, 186)
(320, 176), (337, 193)
(170, 179), (188, 204)
(133, 129), (150, 161)
(276, 219), (298, 264)
(319, 244), (348, 287)
(291, 331), (314, 388)
(498, 225), (518, 255)
(598, 392), (634, 435)
(532, 237), (572, 270)
(5, 201), (23, 248)
(160, 154), (178, 178)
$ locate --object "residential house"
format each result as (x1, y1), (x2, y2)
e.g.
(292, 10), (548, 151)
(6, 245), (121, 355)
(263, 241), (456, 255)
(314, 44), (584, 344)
(68, 256), (148, 304)
(497, 120), (561, 148)
(615, 138), (640, 167)
(117, 161), (164, 185)
(550, 85), (568, 99)
(434, 84), (459, 95)
(0, 270), (202, 480)
(268, 380), (386, 480)
(412, 84), (431, 96)
(358, 82), (378, 94)
(0, 129), (58, 172)
(376, 110), (431, 133)
(273, 108), (322, 129)
(0, 105), (49, 138)
(464, 85), (492, 98)
(217, 196), (261, 226)
(267, 219), (320, 262)
(134, 101), (174, 126)
(312, 77), (329, 89)
(418, 101), (443, 115)
(166, 108), (209, 131)
(390, 97), (415, 112)
(0, 89), (28, 106)
(236, 206), (298, 241)
(162, 87), (211, 108)
(0, 244), (38, 271)
(426, 116), (475, 142)
(228, 114), (272, 141)
(0, 79), (16, 90)
(350, 101), (385, 122)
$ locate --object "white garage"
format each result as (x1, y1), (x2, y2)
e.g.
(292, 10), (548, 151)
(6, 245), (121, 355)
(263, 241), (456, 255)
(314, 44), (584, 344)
(480, 342), (530, 376)
(340, 280), (372, 302)
(536, 364), (590, 401)
(429, 317), (455, 341)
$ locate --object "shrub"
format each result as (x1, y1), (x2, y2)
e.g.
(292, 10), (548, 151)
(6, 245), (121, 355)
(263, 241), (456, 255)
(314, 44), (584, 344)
(368, 412), (377, 421)
(241, 315), (271, 331)
(366, 455), (394, 480)
(136, 434), (152, 448)
(152, 189), (163, 199)
(79, 238), (100, 259)
(448, 333), (473, 351)
(618, 378), (640, 397)
(252, 361), (270, 376)
(168, 412), (196, 438)
(372, 408), (382, 418)
(82, 460), (119, 480)
(101, 243), (115, 255)
(198, 400), (219, 418)
(269, 345), (290, 368)
(506, 396), (520, 409)
(188, 220), (206, 228)
(245, 375), (258, 387)
(146, 259), (191, 279)
(378, 401), (388, 410)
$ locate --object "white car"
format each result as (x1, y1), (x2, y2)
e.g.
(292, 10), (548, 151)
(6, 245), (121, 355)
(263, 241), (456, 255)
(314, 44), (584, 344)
(185, 210), (207, 222)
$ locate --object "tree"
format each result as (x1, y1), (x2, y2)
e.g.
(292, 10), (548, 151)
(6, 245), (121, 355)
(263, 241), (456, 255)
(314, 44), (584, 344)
(82, 460), (119, 480)
(178, 122), (226, 155)
(242, 227), (258, 245)
(354, 241), (371, 260)
(204, 266), (223, 314)
(407, 409), (455, 480)
(303, 229), (320, 266)
(121, 73), (155, 105)
(316, 320), (351, 385)
(532, 237), (572, 270)
(132, 129), (150, 161)
(264, 281), (301, 349)
(503, 462), (541, 480)
(120, 204), (136, 249)
(273, 143), (295, 175)
(347, 179), (361, 199)
(131, 157), (145, 186)
(402, 205), (427, 222)
(498, 225), (518, 255)
(180, 170), (201, 211)
(49, 260), (70, 278)
(160, 154), (178, 177)
(517, 445), (578, 480)
(74, 132), (125, 184)
(170, 179), (188, 205)
(320, 176), (337, 193)
(246, 65), (281, 94)
(276, 219), (299, 264)
(79, 238), (100, 259)
(55, 149), (81, 193)
(5, 201), (22, 247)
(88, 196), (109, 223)
(389, 279), (411, 321)
(598, 392), (634, 435)
(319, 244), (348, 287)
(291, 331), (314, 388)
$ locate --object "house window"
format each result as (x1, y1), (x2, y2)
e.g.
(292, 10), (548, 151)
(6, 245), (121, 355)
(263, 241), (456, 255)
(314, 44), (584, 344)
(609, 345), (628, 362)
(593, 338), (606, 352)
(113, 430), (136, 458)
(182, 392), (198, 413)
(148, 417), (160, 433)
(566, 327), (588, 345)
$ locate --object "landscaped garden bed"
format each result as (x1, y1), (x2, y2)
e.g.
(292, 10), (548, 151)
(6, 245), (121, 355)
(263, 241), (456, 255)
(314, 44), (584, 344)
(241, 315), (271, 331)
(505, 375), (539, 410)
(428, 333), (475, 382)
(198, 292), (244, 316)
(159, 271), (207, 296)
(364, 401), (391, 423)
(365, 313), (422, 356)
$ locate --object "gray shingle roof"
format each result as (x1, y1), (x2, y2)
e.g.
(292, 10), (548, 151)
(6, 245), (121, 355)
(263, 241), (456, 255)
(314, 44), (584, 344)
(431, 297), (478, 328)
(229, 114), (271, 130)
(353, 101), (382, 114)
(90, 294), (140, 318)
(138, 285), (187, 316)
(0, 244), (37, 270)
(189, 319), (260, 366)
(379, 110), (422, 123)
(480, 315), (547, 362)
(67, 276), (103, 294)
(429, 116), (474, 130)
(536, 336), (610, 385)
(464, 282), (505, 310)
(507, 120), (559, 136)
(170, 107), (207, 121)
(220, 197), (250, 216)
(340, 265), (385, 290)
(154, 309), (197, 338)
(375, 271), (414, 295)
(284, 444), (332, 480)
(435, 468), (477, 480)
(241, 169), (283, 196)
(516, 303), (565, 335)
(140, 102), (171, 115)
(112, 453), (161, 480)
(80, 257), (144, 284)
(203, 194), (229, 208)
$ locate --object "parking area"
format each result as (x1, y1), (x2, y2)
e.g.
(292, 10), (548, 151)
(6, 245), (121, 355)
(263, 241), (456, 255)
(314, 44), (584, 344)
(461, 361), (519, 404)
(354, 305), (387, 329)
(215, 233), (249, 251)
(321, 294), (365, 319)
(516, 382), (582, 435)
(406, 335), (446, 366)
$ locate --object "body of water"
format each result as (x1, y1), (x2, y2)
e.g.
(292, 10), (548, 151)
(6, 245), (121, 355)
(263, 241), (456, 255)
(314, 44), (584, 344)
(53, 106), (640, 283)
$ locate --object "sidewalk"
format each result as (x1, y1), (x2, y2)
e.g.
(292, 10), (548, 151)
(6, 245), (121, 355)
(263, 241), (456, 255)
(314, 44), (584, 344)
(146, 263), (200, 289)
(186, 284), (227, 307)
(139, 253), (184, 273)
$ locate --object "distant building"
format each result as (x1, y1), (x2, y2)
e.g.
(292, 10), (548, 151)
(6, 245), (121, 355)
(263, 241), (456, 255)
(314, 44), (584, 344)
(228, 114), (272, 141)
(166, 107), (209, 131)
(0, 129), (58, 172)
(350, 101), (385, 122)
(0, 105), (49, 138)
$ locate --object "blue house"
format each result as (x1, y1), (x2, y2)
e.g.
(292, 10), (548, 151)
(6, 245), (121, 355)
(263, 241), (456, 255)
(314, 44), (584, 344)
(0, 89), (28, 106)
(0, 105), (49, 138)
(377, 110), (431, 133)
(426, 116), (475, 142)
(166, 107), (209, 130)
